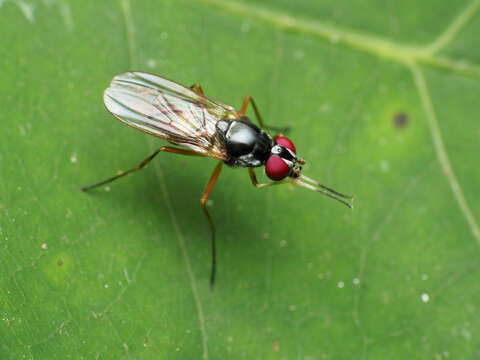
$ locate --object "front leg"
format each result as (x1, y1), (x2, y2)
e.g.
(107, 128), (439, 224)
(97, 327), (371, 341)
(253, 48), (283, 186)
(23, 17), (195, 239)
(239, 95), (290, 133)
(248, 168), (291, 188)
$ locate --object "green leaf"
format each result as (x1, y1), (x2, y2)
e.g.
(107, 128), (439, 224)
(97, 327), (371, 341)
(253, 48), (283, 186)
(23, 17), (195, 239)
(2, 0), (480, 358)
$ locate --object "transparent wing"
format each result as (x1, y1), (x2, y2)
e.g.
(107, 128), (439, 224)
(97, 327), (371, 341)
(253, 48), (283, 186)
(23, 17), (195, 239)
(103, 72), (240, 160)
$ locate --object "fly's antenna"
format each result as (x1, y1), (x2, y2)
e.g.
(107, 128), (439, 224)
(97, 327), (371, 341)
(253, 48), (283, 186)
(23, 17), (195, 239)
(301, 175), (353, 200)
(296, 175), (354, 209)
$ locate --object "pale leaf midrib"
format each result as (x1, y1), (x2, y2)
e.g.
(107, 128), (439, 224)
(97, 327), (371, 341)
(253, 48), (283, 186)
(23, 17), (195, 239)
(192, 0), (480, 78)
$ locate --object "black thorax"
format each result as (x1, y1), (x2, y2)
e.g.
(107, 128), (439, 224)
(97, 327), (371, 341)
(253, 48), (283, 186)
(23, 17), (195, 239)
(216, 118), (274, 167)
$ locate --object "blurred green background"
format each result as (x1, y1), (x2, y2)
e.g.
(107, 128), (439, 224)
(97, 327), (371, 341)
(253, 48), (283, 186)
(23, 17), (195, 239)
(1, 0), (480, 358)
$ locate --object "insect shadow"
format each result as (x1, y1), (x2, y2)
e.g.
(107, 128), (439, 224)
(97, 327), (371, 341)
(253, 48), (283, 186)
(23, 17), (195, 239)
(84, 155), (264, 285)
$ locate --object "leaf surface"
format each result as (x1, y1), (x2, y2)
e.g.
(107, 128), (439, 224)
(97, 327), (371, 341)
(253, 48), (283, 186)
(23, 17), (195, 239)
(1, 0), (480, 358)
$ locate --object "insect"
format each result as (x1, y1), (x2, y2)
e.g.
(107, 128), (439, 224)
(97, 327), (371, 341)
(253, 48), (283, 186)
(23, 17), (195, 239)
(82, 72), (354, 288)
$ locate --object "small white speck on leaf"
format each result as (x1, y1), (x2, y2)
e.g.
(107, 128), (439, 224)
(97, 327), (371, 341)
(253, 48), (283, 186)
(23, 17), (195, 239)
(294, 50), (304, 60)
(320, 103), (331, 113)
(283, 17), (294, 27)
(240, 22), (250, 32)
(461, 328), (471, 340)
(279, 240), (287, 247)
(330, 34), (340, 43)
(421, 293), (430, 303)
(206, 199), (213, 206)
(457, 60), (467, 69)
(337, 281), (345, 288)
(353, 278), (360, 285)
(380, 160), (390, 172)
(41, 243), (48, 250)
(70, 153), (77, 163)
(104, 186), (111, 192)
(104, 283), (109, 288)
(146, 59), (156, 68)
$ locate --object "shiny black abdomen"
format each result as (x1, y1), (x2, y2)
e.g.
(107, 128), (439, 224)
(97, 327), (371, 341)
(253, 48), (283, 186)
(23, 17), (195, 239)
(216, 118), (273, 167)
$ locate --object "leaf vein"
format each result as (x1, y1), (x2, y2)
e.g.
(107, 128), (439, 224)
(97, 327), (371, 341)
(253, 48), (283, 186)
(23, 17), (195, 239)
(191, 0), (480, 78)
(119, 1), (210, 358)
(426, 0), (480, 54)
(410, 64), (480, 245)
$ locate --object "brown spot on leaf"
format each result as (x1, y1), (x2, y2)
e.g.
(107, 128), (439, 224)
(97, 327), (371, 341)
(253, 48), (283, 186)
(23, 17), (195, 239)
(57, 258), (64, 266)
(273, 341), (280, 352)
(393, 112), (409, 130)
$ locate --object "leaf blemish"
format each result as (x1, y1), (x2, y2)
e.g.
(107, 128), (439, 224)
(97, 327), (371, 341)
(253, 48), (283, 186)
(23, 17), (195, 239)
(393, 111), (409, 130)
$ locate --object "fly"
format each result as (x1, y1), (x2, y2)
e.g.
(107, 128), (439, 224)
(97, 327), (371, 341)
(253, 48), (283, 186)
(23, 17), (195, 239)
(82, 72), (354, 288)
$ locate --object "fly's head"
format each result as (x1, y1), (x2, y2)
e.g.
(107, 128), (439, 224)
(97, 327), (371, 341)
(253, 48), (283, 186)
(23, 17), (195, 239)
(264, 135), (354, 209)
(265, 136), (305, 181)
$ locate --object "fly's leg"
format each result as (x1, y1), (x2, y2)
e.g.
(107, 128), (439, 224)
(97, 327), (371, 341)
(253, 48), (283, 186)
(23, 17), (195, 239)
(190, 84), (210, 110)
(200, 161), (223, 289)
(81, 147), (205, 192)
(83, 148), (226, 287)
(239, 95), (290, 133)
(190, 84), (204, 95)
(248, 168), (291, 188)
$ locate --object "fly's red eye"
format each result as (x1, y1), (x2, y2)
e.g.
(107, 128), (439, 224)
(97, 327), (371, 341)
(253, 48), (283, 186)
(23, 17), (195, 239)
(275, 136), (296, 154)
(266, 155), (290, 181)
